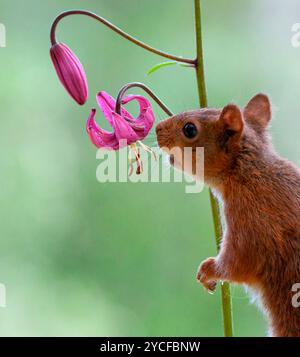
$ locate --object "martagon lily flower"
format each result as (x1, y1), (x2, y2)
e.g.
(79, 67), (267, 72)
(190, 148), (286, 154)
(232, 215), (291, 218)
(87, 91), (156, 175)
(87, 91), (155, 150)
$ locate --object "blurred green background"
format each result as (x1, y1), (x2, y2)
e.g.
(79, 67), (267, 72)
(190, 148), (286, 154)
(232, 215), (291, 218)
(0, 0), (299, 336)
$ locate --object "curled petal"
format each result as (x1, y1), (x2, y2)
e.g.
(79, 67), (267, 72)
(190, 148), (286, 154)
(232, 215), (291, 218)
(111, 112), (139, 144)
(96, 91), (134, 126)
(86, 109), (119, 149)
(122, 95), (155, 137)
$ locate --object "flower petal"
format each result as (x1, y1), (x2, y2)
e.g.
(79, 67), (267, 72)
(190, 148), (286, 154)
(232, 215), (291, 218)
(96, 91), (134, 126)
(122, 94), (155, 138)
(111, 112), (139, 144)
(86, 108), (119, 149)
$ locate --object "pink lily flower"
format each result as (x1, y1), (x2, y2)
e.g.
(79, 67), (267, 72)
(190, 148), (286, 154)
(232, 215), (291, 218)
(86, 91), (155, 150)
(50, 42), (88, 105)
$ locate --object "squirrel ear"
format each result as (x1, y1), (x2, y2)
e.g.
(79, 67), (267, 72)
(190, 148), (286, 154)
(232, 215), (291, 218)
(244, 93), (271, 129)
(218, 104), (244, 134)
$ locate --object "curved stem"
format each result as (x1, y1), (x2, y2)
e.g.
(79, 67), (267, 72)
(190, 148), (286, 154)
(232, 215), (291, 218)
(194, 0), (234, 337)
(50, 10), (196, 65)
(115, 82), (173, 116)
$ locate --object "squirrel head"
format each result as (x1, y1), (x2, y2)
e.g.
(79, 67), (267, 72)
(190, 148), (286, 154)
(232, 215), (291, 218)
(156, 93), (272, 185)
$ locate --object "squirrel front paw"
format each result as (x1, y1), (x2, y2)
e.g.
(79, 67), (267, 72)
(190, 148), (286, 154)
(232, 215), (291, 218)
(196, 257), (218, 292)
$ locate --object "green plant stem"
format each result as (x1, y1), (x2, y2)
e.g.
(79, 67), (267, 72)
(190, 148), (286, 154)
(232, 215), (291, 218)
(194, 0), (233, 337)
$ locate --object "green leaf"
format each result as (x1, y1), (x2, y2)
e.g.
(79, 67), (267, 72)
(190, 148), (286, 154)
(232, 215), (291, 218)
(147, 61), (178, 75)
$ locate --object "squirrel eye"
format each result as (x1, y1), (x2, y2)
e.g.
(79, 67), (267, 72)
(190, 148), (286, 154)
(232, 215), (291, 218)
(183, 122), (198, 139)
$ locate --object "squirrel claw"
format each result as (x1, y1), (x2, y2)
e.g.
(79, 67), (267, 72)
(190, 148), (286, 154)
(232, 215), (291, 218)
(206, 280), (217, 294)
(196, 257), (217, 293)
(197, 275), (217, 293)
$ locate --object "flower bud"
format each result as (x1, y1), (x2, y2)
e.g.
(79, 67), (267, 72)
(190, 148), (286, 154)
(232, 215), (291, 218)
(50, 42), (88, 105)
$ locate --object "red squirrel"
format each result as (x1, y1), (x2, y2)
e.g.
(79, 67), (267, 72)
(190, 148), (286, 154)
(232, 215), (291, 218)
(156, 94), (300, 337)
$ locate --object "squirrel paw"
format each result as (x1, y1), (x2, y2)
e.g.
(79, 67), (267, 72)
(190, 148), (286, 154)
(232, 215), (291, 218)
(196, 257), (217, 293)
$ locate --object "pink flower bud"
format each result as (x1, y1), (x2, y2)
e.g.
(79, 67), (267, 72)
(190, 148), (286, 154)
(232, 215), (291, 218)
(50, 42), (88, 105)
